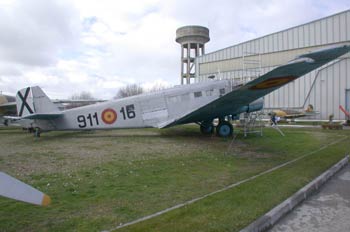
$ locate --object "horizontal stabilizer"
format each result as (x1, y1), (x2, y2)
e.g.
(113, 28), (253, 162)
(21, 113), (63, 120)
(4, 113), (63, 121)
(0, 172), (51, 206)
(3, 115), (21, 120)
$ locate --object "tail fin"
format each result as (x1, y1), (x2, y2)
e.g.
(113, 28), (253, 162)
(16, 86), (61, 119)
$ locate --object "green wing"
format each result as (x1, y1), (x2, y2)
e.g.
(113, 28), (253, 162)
(162, 45), (350, 127)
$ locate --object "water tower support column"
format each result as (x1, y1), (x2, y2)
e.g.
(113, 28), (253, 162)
(176, 26), (210, 85)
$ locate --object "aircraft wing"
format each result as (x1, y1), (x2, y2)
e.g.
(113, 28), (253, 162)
(0, 101), (16, 109)
(0, 172), (51, 206)
(161, 45), (350, 127)
(283, 111), (319, 119)
(283, 113), (307, 119)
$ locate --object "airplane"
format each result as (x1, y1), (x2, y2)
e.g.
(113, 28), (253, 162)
(10, 45), (350, 137)
(0, 172), (51, 206)
(0, 94), (17, 113)
(269, 104), (319, 120)
(0, 94), (17, 125)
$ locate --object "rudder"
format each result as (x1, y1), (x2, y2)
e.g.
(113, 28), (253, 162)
(16, 86), (59, 117)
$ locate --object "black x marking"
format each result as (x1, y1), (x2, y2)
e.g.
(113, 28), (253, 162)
(18, 87), (34, 116)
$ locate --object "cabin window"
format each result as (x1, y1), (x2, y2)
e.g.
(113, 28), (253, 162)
(219, 88), (225, 95)
(194, 91), (202, 98)
(206, 89), (214, 96)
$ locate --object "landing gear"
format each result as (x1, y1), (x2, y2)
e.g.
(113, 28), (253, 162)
(200, 121), (214, 135)
(199, 119), (233, 137)
(216, 121), (233, 137)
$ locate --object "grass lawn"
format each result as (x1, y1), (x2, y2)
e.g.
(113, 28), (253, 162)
(0, 125), (349, 232)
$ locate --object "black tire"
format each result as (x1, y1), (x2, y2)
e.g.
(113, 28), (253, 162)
(216, 121), (233, 137)
(200, 122), (214, 135)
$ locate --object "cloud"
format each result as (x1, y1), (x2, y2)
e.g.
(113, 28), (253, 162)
(0, 0), (80, 67)
(0, 0), (349, 99)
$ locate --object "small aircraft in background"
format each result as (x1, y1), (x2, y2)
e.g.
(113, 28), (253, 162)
(0, 94), (17, 125)
(269, 104), (319, 120)
(8, 45), (350, 137)
(0, 172), (51, 206)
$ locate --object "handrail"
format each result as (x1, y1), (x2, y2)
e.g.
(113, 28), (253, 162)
(339, 105), (350, 118)
(301, 57), (349, 108)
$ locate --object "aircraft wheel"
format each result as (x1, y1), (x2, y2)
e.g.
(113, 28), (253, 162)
(200, 123), (214, 135)
(216, 121), (233, 137)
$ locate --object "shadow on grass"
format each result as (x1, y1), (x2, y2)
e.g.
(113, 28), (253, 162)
(8, 125), (269, 144)
(34, 126), (212, 141)
(0, 127), (27, 134)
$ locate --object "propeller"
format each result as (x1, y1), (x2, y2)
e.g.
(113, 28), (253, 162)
(0, 172), (51, 206)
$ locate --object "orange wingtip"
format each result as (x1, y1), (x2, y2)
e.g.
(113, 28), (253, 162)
(41, 194), (51, 206)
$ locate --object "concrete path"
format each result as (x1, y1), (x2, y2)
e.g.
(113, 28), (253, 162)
(269, 164), (350, 232)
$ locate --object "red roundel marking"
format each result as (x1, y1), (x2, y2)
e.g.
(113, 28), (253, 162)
(250, 76), (297, 90)
(101, 108), (117, 124)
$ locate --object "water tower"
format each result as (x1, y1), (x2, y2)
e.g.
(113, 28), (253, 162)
(176, 26), (210, 84)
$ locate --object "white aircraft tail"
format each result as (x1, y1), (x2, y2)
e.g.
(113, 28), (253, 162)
(16, 86), (60, 118)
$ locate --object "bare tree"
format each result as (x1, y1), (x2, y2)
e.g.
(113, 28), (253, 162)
(148, 83), (168, 92)
(115, 84), (144, 99)
(66, 91), (96, 109)
(70, 91), (96, 100)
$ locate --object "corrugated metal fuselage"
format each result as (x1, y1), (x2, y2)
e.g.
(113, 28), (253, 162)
(34, 80), (237, 131)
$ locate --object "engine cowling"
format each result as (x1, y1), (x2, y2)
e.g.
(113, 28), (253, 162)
(238, 98), (264, 113)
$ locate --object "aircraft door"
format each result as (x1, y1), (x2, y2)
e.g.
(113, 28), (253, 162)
(140, 94), (168, 127)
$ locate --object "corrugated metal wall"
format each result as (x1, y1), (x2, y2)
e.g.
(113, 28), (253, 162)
(196, 10), (350, 120)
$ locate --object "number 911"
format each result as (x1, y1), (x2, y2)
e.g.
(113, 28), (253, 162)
(77, 112), (99, 128)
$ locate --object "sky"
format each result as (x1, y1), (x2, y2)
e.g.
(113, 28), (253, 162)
(0, 0), (349, 99)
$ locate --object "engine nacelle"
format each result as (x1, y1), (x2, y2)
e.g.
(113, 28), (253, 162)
(238, 98), (264, 113)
